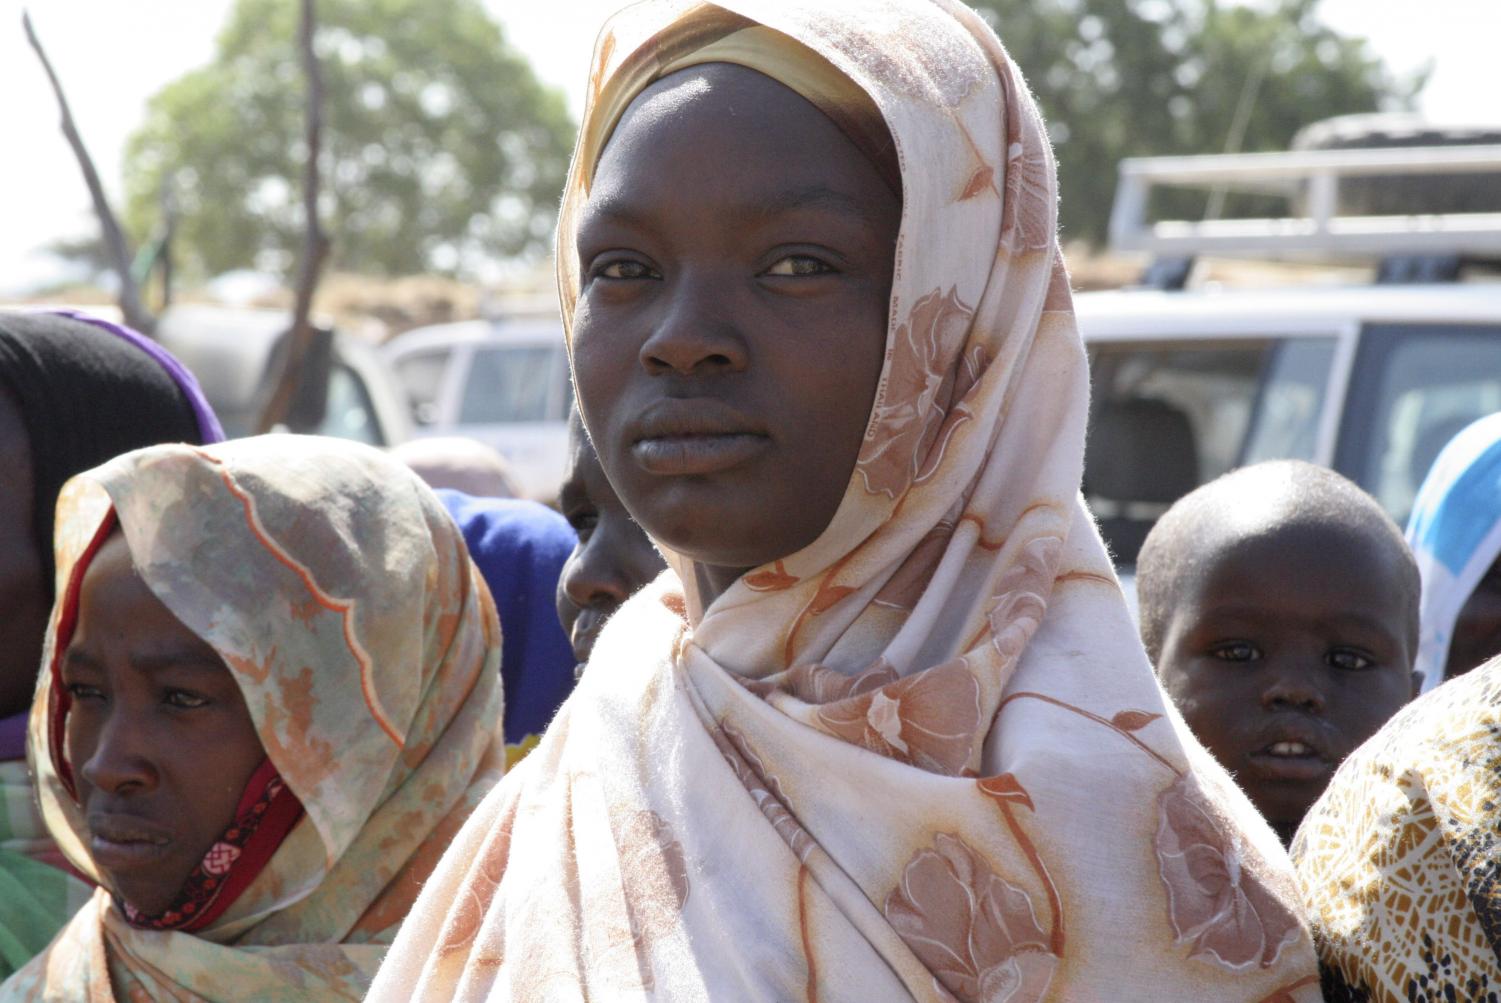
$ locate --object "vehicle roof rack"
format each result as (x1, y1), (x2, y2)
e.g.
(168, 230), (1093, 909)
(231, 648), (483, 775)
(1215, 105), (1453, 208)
(1109, 145), (1501, 263)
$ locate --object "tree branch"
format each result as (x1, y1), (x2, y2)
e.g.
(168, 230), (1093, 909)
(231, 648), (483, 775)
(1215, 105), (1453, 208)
(256, 0), (332, 434)
(23, 10), (155, 336)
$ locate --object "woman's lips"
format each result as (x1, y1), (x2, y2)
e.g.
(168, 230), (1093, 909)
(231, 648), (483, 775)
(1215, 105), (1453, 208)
(626, 398), (769, 476)
(88, 814), (172, 870)
(631, 433), (769, 476)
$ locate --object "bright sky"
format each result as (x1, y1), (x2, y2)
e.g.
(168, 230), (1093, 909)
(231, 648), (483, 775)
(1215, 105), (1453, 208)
(1, 0), (1496, 296)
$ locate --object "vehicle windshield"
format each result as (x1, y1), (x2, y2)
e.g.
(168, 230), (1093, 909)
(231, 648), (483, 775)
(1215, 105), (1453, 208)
(1084, 336), (1336, 565)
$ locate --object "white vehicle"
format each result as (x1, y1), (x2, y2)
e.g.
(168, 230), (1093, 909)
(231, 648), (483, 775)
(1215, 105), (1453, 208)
(382, 313), (571, 501)
(154, 304), (412, 446)
(1081, 134), (1501, 569)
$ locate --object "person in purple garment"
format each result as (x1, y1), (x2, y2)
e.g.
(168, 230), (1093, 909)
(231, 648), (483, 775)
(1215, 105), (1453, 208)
(0, 310), (223, 970)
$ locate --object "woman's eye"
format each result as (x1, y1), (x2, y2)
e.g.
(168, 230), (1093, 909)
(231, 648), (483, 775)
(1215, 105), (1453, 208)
(596, 259), (659, 280)
(65, 682), (104, 701)
(164, 690), (210, 709)
(1327, 649), (1374, 671)
(763, 255), (836, 277)
(1209, 641), (1259, 663)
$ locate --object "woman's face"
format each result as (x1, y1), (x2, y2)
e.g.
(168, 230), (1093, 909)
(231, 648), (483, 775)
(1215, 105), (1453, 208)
(0, 390), (47, 721)
(572, 64), (900, 597)
(61, 534), (264, 917)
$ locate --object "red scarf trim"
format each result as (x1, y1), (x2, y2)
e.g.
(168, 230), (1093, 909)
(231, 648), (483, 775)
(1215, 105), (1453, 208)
(121, 757), (304, 932)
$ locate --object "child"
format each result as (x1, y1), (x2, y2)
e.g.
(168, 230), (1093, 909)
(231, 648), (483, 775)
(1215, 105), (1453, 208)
(1138, 460), (1421, 843)
(3, 436), (504, 1000)
(555, 407), (666, 676)
(368, 3), (1318, 999)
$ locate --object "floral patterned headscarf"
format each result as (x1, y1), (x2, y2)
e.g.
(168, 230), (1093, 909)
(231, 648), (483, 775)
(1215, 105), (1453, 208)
(5, 436), (504, 1002)
(369, 2), (1318, 1000)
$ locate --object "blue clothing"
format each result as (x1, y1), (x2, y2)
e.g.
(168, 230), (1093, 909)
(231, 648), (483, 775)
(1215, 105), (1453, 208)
(438, 490), (577, 745)
(1406, 413), (1501, 692)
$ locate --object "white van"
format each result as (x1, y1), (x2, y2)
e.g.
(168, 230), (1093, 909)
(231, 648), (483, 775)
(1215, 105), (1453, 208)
(382, 314), (571, 501)
(1082, 137), (1501, 568)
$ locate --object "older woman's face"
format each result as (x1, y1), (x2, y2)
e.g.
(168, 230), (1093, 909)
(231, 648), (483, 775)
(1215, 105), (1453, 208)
(0, 390), (47, 721)
(571, 64), (899, 599)
(61, 534), (264, 917)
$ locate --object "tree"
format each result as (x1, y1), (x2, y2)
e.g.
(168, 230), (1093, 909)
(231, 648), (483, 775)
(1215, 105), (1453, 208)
(970, 0), (1425, 244)
(123, 0), (574, 279)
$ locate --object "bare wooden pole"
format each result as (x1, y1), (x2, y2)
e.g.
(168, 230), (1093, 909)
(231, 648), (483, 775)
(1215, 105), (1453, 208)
(23, 10), (155, 336)
(256, 0), (332, 433)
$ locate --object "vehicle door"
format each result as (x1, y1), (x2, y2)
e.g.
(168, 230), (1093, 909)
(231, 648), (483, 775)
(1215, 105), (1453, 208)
(450, 339), (572, 501)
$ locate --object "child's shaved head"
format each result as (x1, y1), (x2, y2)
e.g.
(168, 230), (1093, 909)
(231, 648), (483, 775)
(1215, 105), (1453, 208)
(1137, 460), (1420, 842)
(1138, 461), (1419, 664)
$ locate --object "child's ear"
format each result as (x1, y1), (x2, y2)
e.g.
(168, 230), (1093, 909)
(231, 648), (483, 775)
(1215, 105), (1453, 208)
(1409, 671), (1423, 700)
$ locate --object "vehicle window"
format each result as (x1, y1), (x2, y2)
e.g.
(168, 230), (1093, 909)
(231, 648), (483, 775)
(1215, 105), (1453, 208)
(315, 363), (382, 445)
(1240, 337), (1338, 465)
(1085, 338), (1334, 565)
(392, 350), (449, 424)
(459, 346), (555, 424)
(1336, 324), (1501, 526)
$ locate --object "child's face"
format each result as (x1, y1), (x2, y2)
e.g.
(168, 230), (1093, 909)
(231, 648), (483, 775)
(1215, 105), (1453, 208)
(61, 534), (264, 917)
(571, 64), (900, 593)
(1156, 526), (1419, 837)
(556, 417), (666, 672)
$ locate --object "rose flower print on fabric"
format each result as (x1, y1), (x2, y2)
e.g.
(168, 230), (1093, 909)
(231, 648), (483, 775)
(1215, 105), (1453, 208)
(885, 833), (1058, 1003)
(859, 286), (977, 501)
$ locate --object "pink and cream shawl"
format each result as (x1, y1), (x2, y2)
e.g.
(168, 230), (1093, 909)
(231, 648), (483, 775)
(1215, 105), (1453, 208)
(368, 2), (1319, 999)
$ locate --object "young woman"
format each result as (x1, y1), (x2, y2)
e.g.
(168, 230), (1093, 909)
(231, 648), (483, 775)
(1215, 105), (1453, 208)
(370, 1), (1318, 998)
(2, 436), (503, 1001)
(0, 310), (222, 976)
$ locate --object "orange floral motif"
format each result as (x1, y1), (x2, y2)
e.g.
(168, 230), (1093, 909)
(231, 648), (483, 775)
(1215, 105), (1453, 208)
(1155, 775), (1301, 971)
(885, 833), (1058, 1002)
(858, 287), (976, 500)
(816, 660), (980, 775)
(744, 560), (800, 592)
(999, 140), (1054, 256)
(988, 536), (1061, 667)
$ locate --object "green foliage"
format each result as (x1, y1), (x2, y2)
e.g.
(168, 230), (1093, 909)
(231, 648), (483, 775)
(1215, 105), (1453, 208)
(969, 0), (1424, 244)
(124, 0), (574, 278)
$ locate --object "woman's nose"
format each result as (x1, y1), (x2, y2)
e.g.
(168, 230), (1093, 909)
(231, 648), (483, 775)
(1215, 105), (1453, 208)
(639, 277), (748, 376)
(78, 708), (158, 796)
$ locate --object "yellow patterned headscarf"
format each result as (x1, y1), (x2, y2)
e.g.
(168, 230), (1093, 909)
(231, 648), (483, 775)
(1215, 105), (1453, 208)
(6, 436), (504, 1002)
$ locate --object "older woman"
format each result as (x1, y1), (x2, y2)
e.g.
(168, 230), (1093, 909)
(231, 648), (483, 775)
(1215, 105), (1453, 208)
(0, 310), (222, 977)
(3, 436), (503, 1001)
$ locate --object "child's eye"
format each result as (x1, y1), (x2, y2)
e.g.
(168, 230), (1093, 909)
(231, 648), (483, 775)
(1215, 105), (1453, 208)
(1209, 641), (1260, 662)
(762, 255), (837, 277)
(65, 682), (104, 702)
(567, 509), (600, 539)
(164, 690), (210, 709)
(595, 259), (659, 281)
(1326, 649), (1374, 671)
